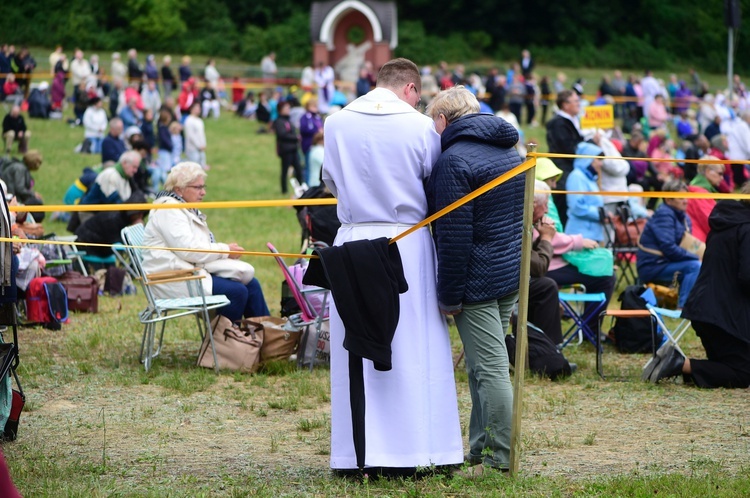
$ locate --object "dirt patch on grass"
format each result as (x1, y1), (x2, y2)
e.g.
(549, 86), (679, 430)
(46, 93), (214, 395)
(22, 364), (750, 482)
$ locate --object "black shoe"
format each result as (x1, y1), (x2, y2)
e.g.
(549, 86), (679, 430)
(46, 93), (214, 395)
(568, 362), (578, 374)
(649, 344), (685, 383)
(464, 453), (482, 466)
(641, 354), (661, 382)
(641, 342), (671, 381)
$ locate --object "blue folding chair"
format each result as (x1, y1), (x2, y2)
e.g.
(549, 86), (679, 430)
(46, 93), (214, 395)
(559, 291), (608, 351)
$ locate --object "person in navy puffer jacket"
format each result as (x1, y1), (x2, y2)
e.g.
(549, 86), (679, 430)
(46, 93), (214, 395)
(637, 180), (701, 308)
(565, 141), (606, 241)
(426, 86), (524, 473)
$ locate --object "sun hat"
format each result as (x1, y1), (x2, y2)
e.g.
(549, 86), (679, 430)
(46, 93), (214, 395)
(535, 157), (563, 181)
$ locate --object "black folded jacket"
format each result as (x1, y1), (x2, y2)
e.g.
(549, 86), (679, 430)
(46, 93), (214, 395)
(303, 237), (408, 371)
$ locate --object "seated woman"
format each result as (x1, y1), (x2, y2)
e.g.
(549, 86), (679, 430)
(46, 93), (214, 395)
(564, 141), (605, 243)
(686, 158), (724, 243)
(650, 182), (750, 387)
(142, 162), (269, 322)
(636, 180), (701, 309)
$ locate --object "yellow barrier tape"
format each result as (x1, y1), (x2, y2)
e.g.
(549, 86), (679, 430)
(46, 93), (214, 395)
(549, 190), (750, 199)
(0, 237), (312, 260)
(391, 157), (536, 244)
(527, 151), (750, 165)
(9, 198), (337, 213)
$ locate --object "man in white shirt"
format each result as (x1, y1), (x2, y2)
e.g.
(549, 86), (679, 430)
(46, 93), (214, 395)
(260, 52), (277, 81)
(322, 58), (463, 473)
(721, 110), (750, 185)
(314, 61), (335, 114)
(640, 69), (661, 121)
(70, 49), (92, 87)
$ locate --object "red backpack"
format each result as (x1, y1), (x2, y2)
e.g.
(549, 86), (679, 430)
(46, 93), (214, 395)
(25, 277), (68, 330)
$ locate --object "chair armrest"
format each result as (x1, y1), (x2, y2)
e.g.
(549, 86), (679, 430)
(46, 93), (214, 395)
(143, 274), (207, 286)
(146, 268), (200, 281)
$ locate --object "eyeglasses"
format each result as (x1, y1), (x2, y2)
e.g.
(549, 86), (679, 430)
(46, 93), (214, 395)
(410, 83), (423, 109)
(185, 185), (206, 191)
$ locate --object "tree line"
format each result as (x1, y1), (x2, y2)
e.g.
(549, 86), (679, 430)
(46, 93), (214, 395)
(2, 0), (749, 72)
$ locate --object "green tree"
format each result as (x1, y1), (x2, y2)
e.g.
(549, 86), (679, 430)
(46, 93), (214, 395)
(125, 0), (187, 47)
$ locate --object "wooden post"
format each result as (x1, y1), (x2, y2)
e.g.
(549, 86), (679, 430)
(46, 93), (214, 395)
(509, 145), (537, 477)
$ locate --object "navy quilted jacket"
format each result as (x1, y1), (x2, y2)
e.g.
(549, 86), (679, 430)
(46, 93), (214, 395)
(426, 113), (524, 310)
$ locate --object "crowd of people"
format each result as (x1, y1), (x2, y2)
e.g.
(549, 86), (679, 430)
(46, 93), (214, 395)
(1, 41), (749, 482)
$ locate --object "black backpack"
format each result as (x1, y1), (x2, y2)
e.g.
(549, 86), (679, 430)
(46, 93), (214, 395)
(506, 322), (572, 380)
(611, 285), (663, 353)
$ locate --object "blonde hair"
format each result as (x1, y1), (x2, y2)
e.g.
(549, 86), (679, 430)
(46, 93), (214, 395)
(165, 162), (206, 191)
(23, 150), (43, 171)
(426, 86), (480, 124)
(697, 156), (722, 176)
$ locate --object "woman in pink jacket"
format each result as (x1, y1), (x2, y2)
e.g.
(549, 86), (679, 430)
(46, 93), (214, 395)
(648, 94), (670, 130)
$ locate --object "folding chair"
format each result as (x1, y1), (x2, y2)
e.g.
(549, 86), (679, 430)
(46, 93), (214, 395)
(50, 235), (88, 275)
(558, 291), (607, 353)
(600, 205), (640, 288)
(558, 283), (587, 346)
(646, 305), (690, 353)
(267, 242), (329, 371)
(597, 308), (658, 380)
(638, 303), (692, 380)
(122, 224), (230, 372)
(112, 242), (138, 279)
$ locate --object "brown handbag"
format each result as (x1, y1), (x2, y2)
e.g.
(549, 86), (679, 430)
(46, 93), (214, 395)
(197, 315), (264, 372)
(247, 316), (301, 363)
(57, 271), (99, 313)
(679, 231), (706, 260)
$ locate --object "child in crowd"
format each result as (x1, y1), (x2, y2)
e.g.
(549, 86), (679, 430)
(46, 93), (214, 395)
(169, 120), (183, 166)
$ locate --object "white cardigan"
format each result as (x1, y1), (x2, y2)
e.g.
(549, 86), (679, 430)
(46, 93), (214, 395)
(142, 196), (230, 298)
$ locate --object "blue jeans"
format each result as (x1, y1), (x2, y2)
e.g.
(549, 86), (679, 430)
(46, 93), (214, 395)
(210, 276), (269, 322)
(454, 292), (517, 469)
(89, 137), (103, 154)
(638, 259), (701, 308)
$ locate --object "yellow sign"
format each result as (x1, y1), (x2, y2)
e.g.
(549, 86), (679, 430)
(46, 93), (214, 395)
(580, 105), (614, 130)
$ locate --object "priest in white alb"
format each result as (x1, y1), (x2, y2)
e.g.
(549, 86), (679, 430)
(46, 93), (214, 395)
(321, 58), (464, 472)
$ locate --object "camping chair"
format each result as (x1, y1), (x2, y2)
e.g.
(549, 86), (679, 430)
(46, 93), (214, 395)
(121, 224), (230, 372)
(267, 242), (330, 371)
(597, 307), (658, 380)
(600, 205), (640, 288)
(558, 283), (587, 346)
(50, 235), (89, 275)
(558, 291), (607, 350)
(52, 235), (118, 276)
(638, 302), (692, 379)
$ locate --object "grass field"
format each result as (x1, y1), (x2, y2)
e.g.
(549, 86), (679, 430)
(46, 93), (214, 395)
(1, 78), (749, 497)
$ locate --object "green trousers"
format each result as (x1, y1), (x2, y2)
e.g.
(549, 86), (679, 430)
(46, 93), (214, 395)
(454, 292), (517, 469)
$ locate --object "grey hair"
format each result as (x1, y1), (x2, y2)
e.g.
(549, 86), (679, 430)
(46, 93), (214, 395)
(427, 86), (480, 123)
(534, 180), (551, 204)
(118, 150), (142, 166)
(662, 179), (688, 193)
(165, 162), (207, 191)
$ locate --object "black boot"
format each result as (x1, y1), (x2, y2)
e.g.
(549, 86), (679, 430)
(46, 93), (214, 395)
(642, 341), (672, 381)
(649, 343), (685, 383)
